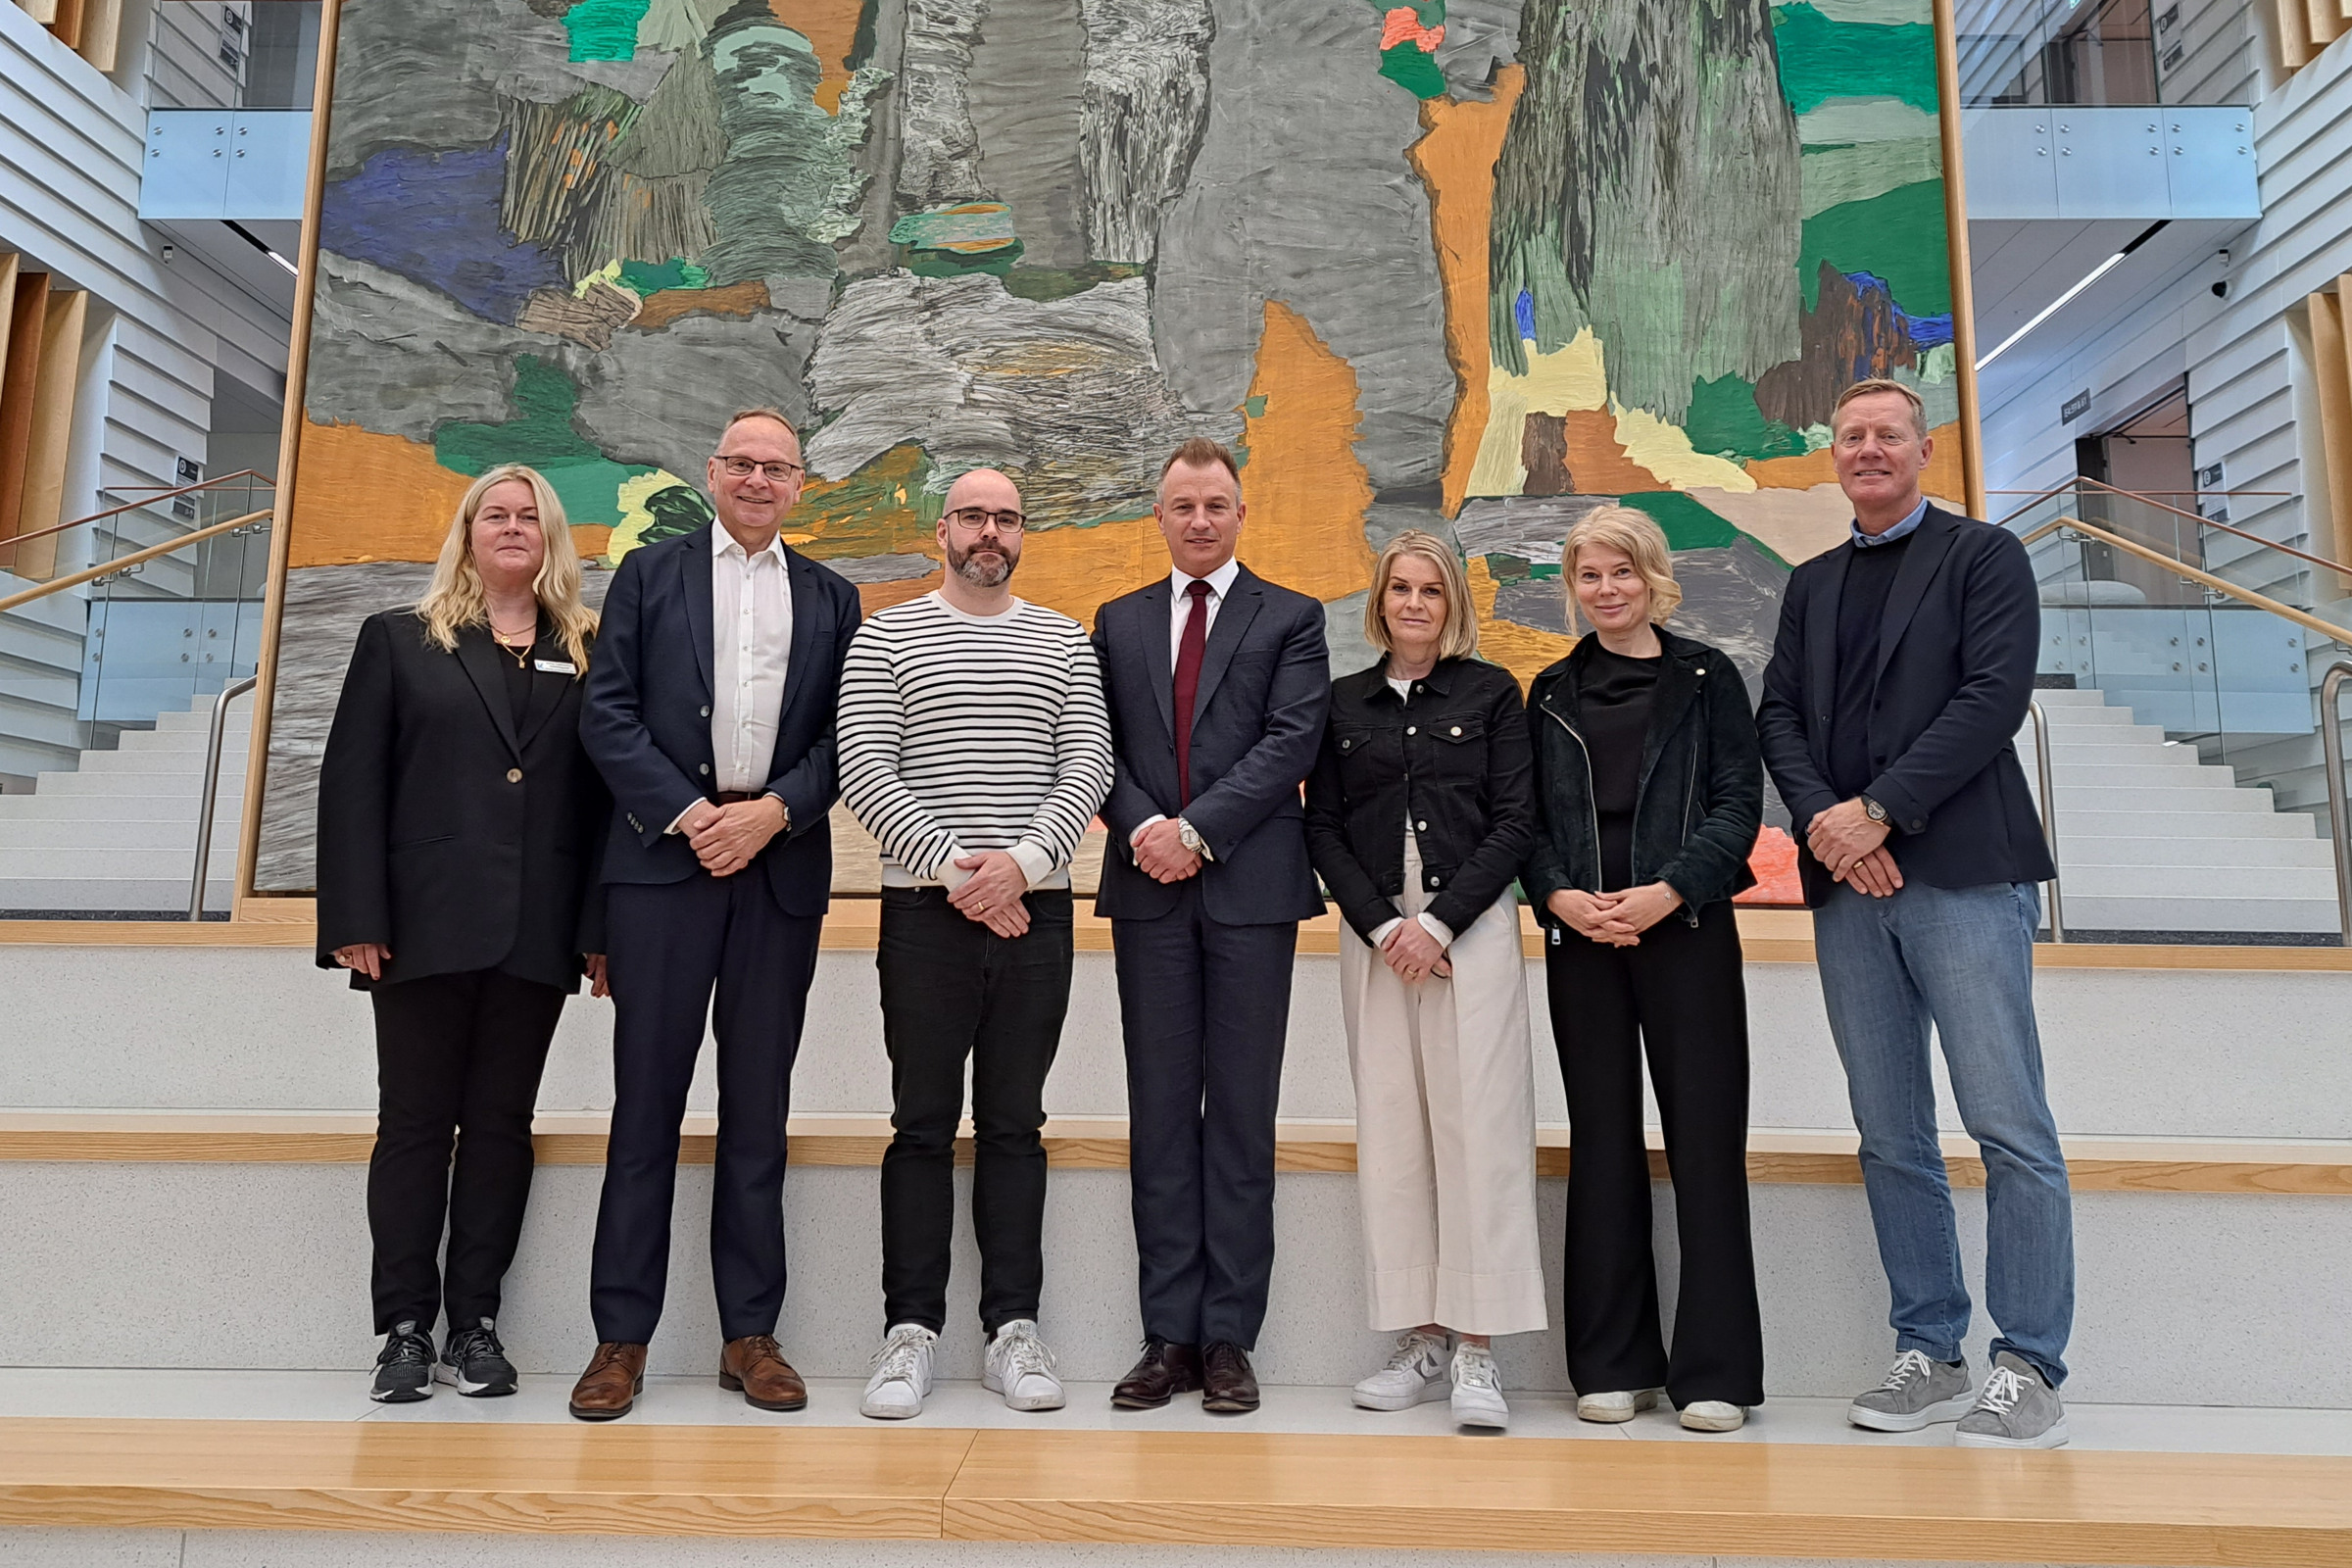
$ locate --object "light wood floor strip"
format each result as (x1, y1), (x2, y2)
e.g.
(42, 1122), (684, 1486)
(0, 1419), (2345, 1564)
(8, 903), (2351, 971)
(0, 1111), (2344, 1195)
(0, 1419), (970, 1538)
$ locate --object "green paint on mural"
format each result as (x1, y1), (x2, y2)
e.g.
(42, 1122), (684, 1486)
(564, 0), (651, 62)
(1378, 40), (1448, 98)
(1617, 491), (1743, 552)
(1685, 374), (1809, 462)
(1797, 178), (1949, 314)
(1002, 262), (1144, 302)
(1770, 4), (1936, 116)
(433, 356), (651, 526)
(1243, 394), (1269, 418)
(616, 258), (711, 293)
(793, 444), (943, 560)
(890, 204), (1018, 252)
(907, 238), (1025, 278)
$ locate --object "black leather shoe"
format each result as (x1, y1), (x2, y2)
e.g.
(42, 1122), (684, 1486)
(1201, 1341), (1259, 1413)
(1111, 1338), (1202, 1409)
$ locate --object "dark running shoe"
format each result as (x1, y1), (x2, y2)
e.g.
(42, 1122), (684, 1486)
(438, 1317), (519, 1397)
(370, 1321), (435, 1403)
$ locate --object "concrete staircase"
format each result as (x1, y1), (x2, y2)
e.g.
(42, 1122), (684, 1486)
(0, 698), (247, 915)
(2021, 686), (2341, 936)
(0, 590), (90, 786)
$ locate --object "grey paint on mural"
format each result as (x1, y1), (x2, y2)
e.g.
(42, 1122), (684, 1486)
(1077, 0), (1215, 265)
(1152, 0), (1451, 494)
(967, 0), (1092, 270)
(897, 0), (991, 209)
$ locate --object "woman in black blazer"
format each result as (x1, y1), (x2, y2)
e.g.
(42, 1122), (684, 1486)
(1523, 505), (1766, 1435)
(317, 462), (608, 1404)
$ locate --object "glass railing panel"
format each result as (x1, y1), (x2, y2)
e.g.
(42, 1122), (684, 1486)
(1957, 0), (2158, 106)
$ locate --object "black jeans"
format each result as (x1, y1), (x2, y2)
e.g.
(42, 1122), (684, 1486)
(1544, 899), (1764, 1407)
(877, 886), (1073, 1336)
(367, 968), (566, 1336)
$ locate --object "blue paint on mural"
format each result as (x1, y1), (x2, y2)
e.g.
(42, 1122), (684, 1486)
(318, 133), (569, 326)
(1844, 269), (1953, 349)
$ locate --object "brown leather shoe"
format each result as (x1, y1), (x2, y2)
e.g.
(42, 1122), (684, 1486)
(1201, 1341), (1260, 1413)
(720, 1334), (808, 1411)
(568, 1341), (646, 1421)
(1110, 1337), (1202, 1409)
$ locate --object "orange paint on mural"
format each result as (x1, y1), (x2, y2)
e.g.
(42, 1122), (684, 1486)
(1236, 300), (1379, 602)
(1009, 514), (1167, 629)
(288, 417), (474, 567)
(631, 279), (769, 333)
(1465, 556), (1577, 694)
(1561, 410), (1669, 492)
(1407, 65), (1525, 518)
(1744, 420), (1968, 508)
(776, 0), (863, 113)
(859, 569), (942, 618)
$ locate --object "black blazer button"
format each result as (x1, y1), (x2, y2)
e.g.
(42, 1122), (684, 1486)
(506, 768), (522, 784)
(701, 705), (712, 718)
(699, 762), (711, 775)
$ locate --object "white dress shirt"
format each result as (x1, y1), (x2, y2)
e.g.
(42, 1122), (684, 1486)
(1133, 556), (1245, 851)
(669, 527), (794, 833)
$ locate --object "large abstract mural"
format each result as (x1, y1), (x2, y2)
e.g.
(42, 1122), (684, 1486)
(256, 0), (1970, 892)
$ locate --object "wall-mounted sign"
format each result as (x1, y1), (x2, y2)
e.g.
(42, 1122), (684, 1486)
(2061, 390), (2091, 423)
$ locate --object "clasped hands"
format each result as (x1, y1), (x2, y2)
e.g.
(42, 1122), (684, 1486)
(1380, 917), (1451, 983)
(677, 795), (787, 879)
(1131, 817), (1202, 884)
(1545, 881), (1684, 947)
(1807, 798), (1904, 898)
(947, 849), (1031, 938)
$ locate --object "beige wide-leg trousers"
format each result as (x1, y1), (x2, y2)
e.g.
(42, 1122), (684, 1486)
(1338, 832), (1547, 1335)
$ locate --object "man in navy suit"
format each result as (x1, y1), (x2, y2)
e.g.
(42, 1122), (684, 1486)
(1758, 378), (2074, 1450)
(1091, 437), (1331, 1413)
(568, 408), (860, 1420)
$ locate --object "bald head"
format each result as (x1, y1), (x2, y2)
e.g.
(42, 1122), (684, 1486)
(944, 467), (1022, 515)
(937, 467), (1025, 605)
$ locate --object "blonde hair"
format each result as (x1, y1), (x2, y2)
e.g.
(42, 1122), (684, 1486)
(1832, 377), (1928, 437)
(415, 464), (597, 671)
(1562, 506), (1683, 627)
(1364, 529), (1479, 661)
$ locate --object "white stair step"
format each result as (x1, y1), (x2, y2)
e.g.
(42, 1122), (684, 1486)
(0, 878), (232, 910)
(115, 726), (249, 756)
(2055, 893), (2342, 932)
(2035, 742), (2203, 766)
(72, 749), (238, 776)
(2058, 836), (2338, 868)
(2040, 762), (2248, 789)
(2050, 808), (2319, 838)
(33, 770), (245, 797)
(2054, 863), (2341, 899)
(2034, 784), (2275, 813)
(0, 795), (241, 824)
(0, 817), (240, 850)
(0, 848), (239, 878)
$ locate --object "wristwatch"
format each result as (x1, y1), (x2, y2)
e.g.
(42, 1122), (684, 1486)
(1859, 795), (1887, 825)
(1176, 817), (1206, 856)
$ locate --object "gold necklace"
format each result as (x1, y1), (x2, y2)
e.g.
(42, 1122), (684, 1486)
(491, 623), (535, 668)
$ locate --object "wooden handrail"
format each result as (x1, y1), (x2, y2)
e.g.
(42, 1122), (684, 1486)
(0, 510), (272, 615)
(1997, 478), (2352, 580)
(2021, 513), (2352, 649)
(0, 471), (274, 553)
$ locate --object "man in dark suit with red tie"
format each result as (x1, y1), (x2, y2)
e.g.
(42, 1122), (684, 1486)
(1090, 437), (1331, 1412)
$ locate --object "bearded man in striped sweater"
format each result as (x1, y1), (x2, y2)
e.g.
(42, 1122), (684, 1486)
(837, 466), (1115, 1420)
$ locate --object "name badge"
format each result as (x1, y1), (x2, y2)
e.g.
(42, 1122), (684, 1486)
(534, 659), (577, 674)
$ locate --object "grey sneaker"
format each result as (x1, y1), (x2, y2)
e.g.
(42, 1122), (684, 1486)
(1352, 1330), (1450, 1411)
(1954, 1351), (2071, 1449)
(1848, 1348), (1974, 1432)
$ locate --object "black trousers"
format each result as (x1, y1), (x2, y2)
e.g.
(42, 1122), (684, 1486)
(1544, 899), (1765, 1407)
(590, 871), (821, 1345)
(367, 968), (566, 1336)
(876, 887), (1073, 1336)
(1113, 880), (1297, 1348)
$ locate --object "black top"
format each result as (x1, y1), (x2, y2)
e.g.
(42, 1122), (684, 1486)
(498, 636), (536, 726)
(316, 611), (608, 992)
(1578, 644), (1661, 891)
(1829, 532), (1913, 800)
(1304, 657), (1535, 943)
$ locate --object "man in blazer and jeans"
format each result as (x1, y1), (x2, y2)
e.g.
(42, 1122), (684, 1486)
(570, 408), (860, 1420)
(1757, 377), (2073, 1449)
(1091, 437), (1331, 1413)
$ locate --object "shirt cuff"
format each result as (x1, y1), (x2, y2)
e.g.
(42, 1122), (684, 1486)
(934, 844), (974, 891)
(1368, 916), (1403, 947)
(1129, 814), (1166, 846)
(1416, 911), (1455, 948)
(663, 802), (698, 835)
(1007, 841), (1057, 888)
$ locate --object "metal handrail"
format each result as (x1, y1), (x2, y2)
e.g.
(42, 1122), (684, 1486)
(2321, 663), (2352, 947)
(2017, 514), (2352, 650)
(1996, 478), (2352, 582)
(190, 674), (259, 921)
(0, 509), (272, 616)
(2025, 698), (2065, 943)
(0, 471), (274, 554)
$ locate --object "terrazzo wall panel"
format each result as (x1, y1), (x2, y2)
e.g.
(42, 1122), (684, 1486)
(256, 0), (1973, 891)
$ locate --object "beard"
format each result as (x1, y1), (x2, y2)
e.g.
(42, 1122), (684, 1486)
(949, 538), (1016, 588)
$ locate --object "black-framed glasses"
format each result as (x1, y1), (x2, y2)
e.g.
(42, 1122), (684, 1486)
(717, 456), (805, 481)
(945, 506), (1027, 534)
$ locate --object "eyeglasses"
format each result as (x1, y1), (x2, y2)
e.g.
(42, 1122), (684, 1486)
(716, 456), (805, 481)
(945, 507), (1027, 534)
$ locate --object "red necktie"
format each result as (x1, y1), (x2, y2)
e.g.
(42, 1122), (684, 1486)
(1173, 578), (1211, 802)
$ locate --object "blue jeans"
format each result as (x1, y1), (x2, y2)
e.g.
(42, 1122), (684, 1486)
(1813, 879), (2074, 1386)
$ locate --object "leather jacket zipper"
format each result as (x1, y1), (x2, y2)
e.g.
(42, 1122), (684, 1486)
(1542, 704), (1604, 890)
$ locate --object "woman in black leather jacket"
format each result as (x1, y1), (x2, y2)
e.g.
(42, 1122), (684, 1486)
(1523, 505), (1765, 1434)
(1304, 529), (1544, 1431)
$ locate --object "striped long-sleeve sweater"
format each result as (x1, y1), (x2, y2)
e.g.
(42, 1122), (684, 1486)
(837, 592), (1113, 889)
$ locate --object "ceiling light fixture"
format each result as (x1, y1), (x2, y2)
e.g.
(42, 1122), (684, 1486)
(1975, 220), (2168, 371)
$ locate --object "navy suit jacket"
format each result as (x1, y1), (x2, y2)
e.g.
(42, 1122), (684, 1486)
(1756, 502), (2056, 906)
(580, 524), (860, 918)
(1091, 564), (1331, 924)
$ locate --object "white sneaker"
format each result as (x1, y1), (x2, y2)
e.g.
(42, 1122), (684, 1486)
(983, 1319), (1065, 1411)
(858, 1323), (936, 1420)
(1680, 1399), (1746, 1432)
(1448, 1344), (1509, 1430)
(1351, 1330), (1450, 1411)
(1576, 1388), (1660, 1423)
